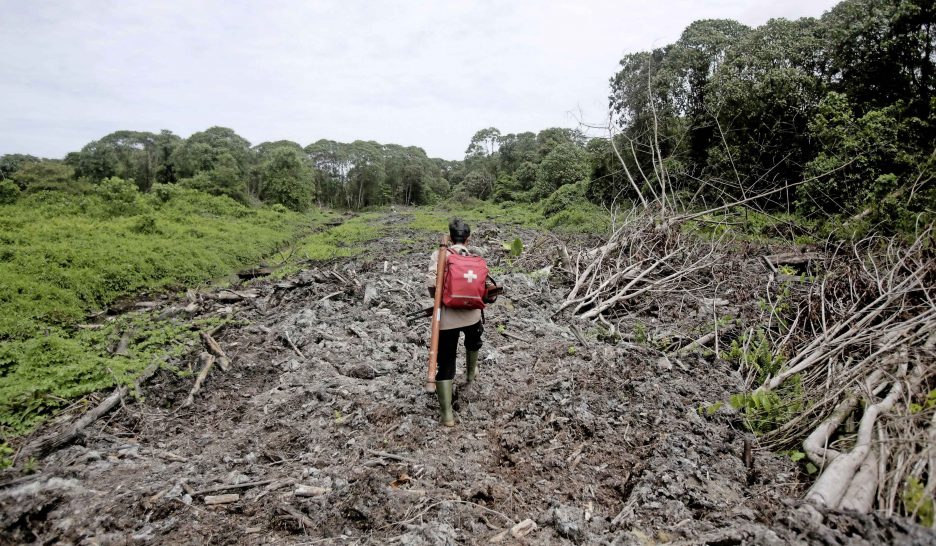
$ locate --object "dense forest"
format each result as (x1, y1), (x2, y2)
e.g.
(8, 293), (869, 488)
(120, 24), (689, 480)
(2, 0), (933, 236)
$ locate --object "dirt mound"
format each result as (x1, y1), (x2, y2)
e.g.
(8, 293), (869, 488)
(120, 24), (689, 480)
(1, 213), (932, 544)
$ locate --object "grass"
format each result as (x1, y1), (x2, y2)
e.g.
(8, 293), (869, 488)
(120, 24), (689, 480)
(406, 199), (611, 235)
(296, 213), (383, 261)
(0, 184), (330, 441)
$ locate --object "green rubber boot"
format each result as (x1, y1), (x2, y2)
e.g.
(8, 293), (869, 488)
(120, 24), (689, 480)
(435, 380), (455, 427)
(466, 351), (479, 383)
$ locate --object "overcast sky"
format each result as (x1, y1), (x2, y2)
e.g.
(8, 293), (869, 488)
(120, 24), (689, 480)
(1, 0), (840, 160)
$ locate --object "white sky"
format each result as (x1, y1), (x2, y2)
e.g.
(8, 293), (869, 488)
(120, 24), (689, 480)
(0, 0), (840, 160)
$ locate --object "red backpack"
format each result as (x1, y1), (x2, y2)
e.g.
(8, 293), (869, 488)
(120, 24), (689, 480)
(442, 250), (489, 310)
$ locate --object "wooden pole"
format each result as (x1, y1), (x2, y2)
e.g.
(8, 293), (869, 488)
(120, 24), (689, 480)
(426, 235), (448, 392)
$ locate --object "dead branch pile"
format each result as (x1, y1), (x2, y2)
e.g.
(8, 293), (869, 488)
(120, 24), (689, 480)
(755, 227), (936, 520)
(558, 209), (719, 321)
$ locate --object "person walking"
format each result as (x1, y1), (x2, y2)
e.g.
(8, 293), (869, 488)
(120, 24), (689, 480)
(426, 218), (496, 427)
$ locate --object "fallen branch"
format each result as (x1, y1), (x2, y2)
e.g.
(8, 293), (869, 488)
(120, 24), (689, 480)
(366, 450), (417, 463)
(237, 266), (274, 280)
(182, 352), (216, 408)
(193, 478), (276, 496)
(22, 362), (160, 459)
(114, 327), (133, 356)
(677, 324), (736, 357)
(500, 331), (532, 344)
(205, 493), (239, 505)
(283, 330), (305, 359)
(762, 252), (824, 273)
(805, 361), (916, 510)
(279, 503), (316, 529)
(201, 332), (231, 371)
(802, 369), (884, 469)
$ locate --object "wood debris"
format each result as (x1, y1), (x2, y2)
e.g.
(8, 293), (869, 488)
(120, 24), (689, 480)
(204, 493), (239, 505)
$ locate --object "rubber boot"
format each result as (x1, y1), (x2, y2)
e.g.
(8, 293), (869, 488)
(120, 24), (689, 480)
(435, 380), (455, 427)
(466, 351), (479, 383)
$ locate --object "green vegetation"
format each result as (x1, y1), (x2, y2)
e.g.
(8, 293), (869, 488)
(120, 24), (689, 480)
(722, 329), (805, 434)
(0, 314), (225, 437)
(604, 1), (934, 234)
(723, 330), (786, 381)
(904, 476), (935, 527)
(684, 208), (819, 245)
(729, 379), (805, 435)
(292, 213), (383, 264)
(0, 185), (329, 438)
(0, 185), (315, 342)
(406, 197), (610, 236)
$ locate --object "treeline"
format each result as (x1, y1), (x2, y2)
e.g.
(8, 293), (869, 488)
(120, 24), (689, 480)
(2, 0), (932, 233)
(0, 129), (450, 211)
(599, 0), (934, 230)
(443, 0), (934, 234)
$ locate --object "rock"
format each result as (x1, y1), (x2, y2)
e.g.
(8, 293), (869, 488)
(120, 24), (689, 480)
(342, 364), (376, 379)
(363, 285), (378, 306)
(551, 504), (585, 543)
(226, 472), (251, 485)
(82, 450), (103, 463)
(755, 528), (785, 546)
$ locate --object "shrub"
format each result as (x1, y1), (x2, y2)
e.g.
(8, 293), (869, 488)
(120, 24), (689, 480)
(12, 161), (76, 193)
(544, 201), (611, 234)
(131, 214), (159, 234)
(543, 181), (588, 217)
(92, 177), (142, 217)
(0, 179), (20, 204)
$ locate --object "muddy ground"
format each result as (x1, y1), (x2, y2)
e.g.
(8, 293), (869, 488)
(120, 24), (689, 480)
(1, 211), (933, 545)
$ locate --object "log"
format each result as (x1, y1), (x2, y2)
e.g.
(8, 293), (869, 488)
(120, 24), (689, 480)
(294, 485), (330, 497)
(803, 370), (884, 468)
(237, 267), (274, 280)
(201, 332), (231, 371)
(805, 361), (916, 509)
(182, 352), (216, 408)
(204, 493), (239, 505)
(215, 291), (243, 302)
(762, 251), (823, 269)
(22, 362), (159, 459)
(114, 327), (133, 356)
(838, 451), (879, 512)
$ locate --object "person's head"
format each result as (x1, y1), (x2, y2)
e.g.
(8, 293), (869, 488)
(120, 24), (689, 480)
(449, 218), (470, 244)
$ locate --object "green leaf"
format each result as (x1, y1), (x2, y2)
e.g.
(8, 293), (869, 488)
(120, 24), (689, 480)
(805, 462), (818, 475)
(509, 237), (524, 257)
(789, 451), (805, 462)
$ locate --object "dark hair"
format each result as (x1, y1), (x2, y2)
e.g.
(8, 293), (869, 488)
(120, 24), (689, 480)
(449, 218), (470, 243)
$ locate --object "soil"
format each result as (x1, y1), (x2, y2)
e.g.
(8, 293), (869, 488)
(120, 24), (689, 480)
(1, 211), (933, 545)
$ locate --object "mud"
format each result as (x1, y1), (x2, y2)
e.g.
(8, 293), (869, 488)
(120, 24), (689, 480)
(2, 211), (933, 545)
